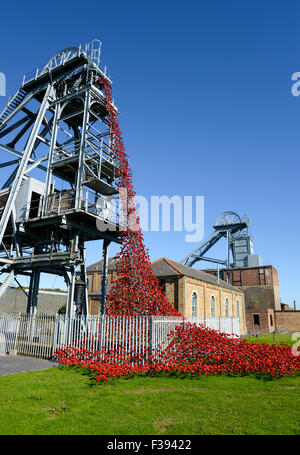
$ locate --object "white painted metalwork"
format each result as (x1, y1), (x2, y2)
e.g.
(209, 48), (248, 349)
(22, 40), (110, 88)
(0, 39), (121, 320)
(0, 313), (240, 360)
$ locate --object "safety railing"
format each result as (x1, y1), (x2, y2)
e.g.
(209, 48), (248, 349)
(0, 313), (240, 360)
(53, 136), (115, 167)
(22, 40), (111, 87)
(38, 189), (118, 224)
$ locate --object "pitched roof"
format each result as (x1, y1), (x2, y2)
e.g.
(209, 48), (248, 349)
(86, 255), (241, 292)
(151, 257), (240, 291)
(86, 256), (118, 272)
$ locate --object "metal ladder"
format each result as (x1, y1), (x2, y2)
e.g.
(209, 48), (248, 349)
(0, 87), (27, 127)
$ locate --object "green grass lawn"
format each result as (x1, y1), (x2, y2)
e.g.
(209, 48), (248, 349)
(246, 333), (295, 347)
(0, 366), (299, 435)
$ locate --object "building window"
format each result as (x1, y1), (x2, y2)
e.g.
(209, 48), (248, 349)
(210, 296), (216, 317)
(226, 273), (230, 283)
(225, 298), (229, 317)
(29, 191), (41, 219)
(158, 279), (166, 294)
(192, 292), (198, 317)
(236, 300), (240, 318)
(270, 314), (274, 326)
(253, 314), (260, 326)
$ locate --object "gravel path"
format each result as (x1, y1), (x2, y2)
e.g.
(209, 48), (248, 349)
(0, 354), (58, 376)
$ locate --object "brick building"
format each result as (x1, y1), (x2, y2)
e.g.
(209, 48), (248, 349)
(87, 257), (118, 315)
(203, 265), (300, 333)
(275, 310), (300, 333)
(204, 265), (280, 308)
(86, 256), (247, 335)
(203, 265), (280, 333)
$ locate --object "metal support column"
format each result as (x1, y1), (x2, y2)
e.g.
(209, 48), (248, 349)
(66, 267), (76, 317)
(0, 84), (52, 245)
(26, 270), (41, 315)
(0, 42), (122, 318)
(227, 230), (230, 267)
(75, 89), (90, 210)
(42, 102), (60, 215)
(79, 246), (89, 317)
(100, 238), (110, 315)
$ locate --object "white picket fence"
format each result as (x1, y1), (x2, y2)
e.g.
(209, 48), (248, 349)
(0, 313), (240, 360)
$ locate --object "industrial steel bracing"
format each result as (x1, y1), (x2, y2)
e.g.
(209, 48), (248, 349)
(0, 40), (121, 317)
(181, 211), (251, 268)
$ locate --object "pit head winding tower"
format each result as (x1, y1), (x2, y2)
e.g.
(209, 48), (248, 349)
(0, 40), (121, 316)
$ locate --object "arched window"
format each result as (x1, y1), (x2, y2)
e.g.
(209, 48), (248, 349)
(192, 292), (198, 317)
(236, 300), (240, 318)
(210, 296), (216, 317)
(225, 298), (229, 317)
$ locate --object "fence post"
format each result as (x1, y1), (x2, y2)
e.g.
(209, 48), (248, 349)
(52, 315), (58, 359)
(148, 316), (153, 361)
(98, 314), (104, 355)
(100, 239), (110, 315)
(13, 314), (21, 353)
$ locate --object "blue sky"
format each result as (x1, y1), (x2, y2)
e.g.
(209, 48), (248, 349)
(0, 0), (299, 307)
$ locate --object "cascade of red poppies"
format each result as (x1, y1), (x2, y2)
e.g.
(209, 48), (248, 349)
(94, 77), (179, 316)
(55, 322), (300, 381)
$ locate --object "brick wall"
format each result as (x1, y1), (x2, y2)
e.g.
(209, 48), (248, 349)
(165, 278), (178, 311)
(275, 311), (300, 332)
(88, 297), (100, 315)
(168, 276), (247, 335)
(205, 265), (278, 286)
(241, 285), (281, 311)
(205, 266), (281, 310)
(87, 270), (116, 294)
(246, 308), (275, 334)
(86, 268), (247, 335)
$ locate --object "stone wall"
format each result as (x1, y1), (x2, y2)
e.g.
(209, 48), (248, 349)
(0, 288), (67, 314)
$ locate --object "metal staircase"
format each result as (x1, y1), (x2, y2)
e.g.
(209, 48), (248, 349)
(0, 39), (121, 318)
(0, 88), (27, 127)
